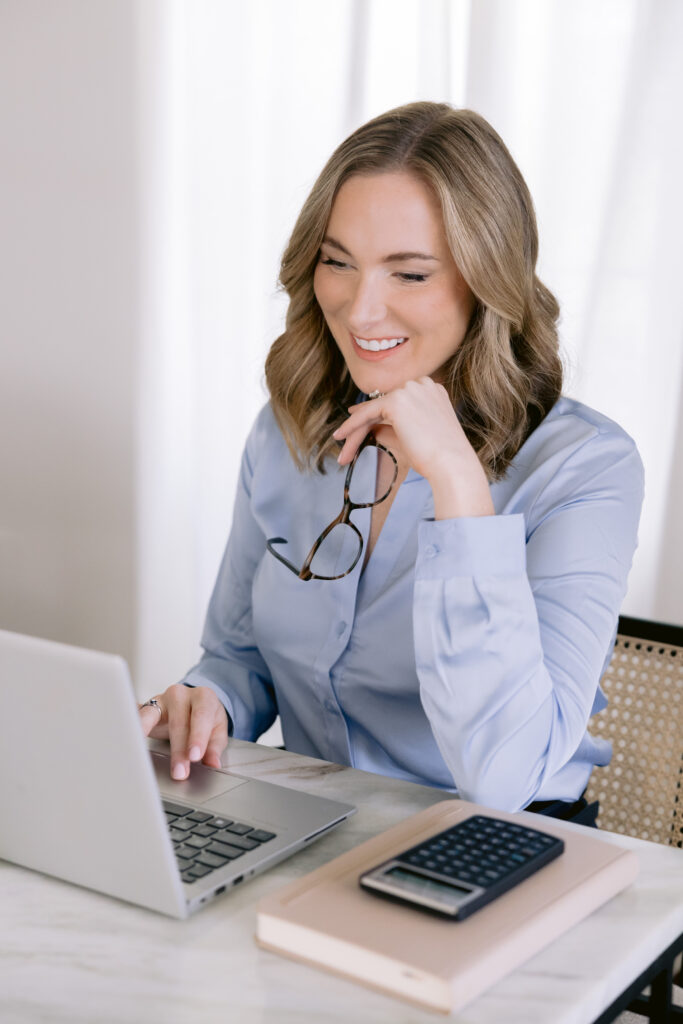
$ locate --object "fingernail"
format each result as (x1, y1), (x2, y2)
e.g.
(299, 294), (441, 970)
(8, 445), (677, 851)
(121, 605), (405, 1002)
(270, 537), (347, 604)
(172, 762), (187, 780)
(189, 745), (200, 762)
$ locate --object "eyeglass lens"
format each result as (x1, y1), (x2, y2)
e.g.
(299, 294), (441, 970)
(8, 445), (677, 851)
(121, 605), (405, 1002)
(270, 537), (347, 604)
(308, 522), (362, 578)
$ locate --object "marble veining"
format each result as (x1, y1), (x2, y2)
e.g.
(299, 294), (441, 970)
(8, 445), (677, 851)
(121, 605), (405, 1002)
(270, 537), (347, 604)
(1, 739), (682, 1024)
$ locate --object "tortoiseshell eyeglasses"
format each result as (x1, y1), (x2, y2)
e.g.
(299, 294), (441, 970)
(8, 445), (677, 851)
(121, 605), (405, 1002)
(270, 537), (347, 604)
(266, 434), (398, 581)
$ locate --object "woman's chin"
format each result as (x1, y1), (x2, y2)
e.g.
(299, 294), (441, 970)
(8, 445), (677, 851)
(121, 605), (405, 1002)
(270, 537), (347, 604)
(348, 369), (408, 396)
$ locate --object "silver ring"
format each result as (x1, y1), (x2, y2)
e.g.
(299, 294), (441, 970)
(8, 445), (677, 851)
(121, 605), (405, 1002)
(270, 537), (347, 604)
(368, 390), (386, 400)
(139, 698), (163, 722)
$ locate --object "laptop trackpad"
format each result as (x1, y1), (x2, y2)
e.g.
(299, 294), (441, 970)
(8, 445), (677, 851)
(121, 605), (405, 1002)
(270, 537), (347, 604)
(150, 751), (247, 803)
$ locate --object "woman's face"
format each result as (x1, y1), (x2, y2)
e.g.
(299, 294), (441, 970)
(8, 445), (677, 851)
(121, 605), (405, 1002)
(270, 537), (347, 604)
(313, 171), (475, 396)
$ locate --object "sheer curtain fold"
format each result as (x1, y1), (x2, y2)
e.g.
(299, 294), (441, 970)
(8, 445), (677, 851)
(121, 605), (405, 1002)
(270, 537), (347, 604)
(574, 0), (683, 620)
(135, 0), (683, 694)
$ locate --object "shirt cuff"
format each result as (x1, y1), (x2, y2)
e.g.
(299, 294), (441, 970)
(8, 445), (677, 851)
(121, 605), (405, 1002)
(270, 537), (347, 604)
(416, 513), (527, 579)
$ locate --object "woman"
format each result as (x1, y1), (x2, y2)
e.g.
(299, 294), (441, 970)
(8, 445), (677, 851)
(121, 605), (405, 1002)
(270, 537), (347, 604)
(139, 102), (643, 815)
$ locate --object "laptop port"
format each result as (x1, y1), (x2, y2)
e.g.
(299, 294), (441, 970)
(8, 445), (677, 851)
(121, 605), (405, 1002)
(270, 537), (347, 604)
(214, 885), (226, 896)
(233, 875), (244, 886)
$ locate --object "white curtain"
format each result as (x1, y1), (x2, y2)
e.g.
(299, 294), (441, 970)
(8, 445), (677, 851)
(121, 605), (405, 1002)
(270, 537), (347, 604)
(135, 0), (683, 701)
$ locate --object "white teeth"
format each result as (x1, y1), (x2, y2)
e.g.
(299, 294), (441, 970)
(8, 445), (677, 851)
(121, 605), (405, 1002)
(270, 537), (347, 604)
(353, 336), (407, 352)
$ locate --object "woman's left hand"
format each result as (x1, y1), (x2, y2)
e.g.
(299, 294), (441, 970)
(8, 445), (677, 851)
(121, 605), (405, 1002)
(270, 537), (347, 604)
(332, 377), (495, 518)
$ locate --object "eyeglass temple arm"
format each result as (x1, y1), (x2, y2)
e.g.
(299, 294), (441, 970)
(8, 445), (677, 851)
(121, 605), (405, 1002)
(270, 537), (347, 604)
(265, 537), (310, 579)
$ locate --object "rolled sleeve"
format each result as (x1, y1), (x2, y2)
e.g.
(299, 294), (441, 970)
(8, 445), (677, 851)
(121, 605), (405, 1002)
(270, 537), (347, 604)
(413, 426), (643, 812)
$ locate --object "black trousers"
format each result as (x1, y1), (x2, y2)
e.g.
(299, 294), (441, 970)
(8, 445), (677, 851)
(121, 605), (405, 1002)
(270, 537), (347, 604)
(525, 793), (599, 828)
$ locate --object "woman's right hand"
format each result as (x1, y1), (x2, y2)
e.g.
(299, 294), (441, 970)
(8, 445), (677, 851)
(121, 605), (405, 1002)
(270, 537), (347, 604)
(138, 684), (229, 780)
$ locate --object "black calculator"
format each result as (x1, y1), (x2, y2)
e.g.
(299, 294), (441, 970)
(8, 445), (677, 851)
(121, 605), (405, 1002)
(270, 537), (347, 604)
(359, 814), (565, 920)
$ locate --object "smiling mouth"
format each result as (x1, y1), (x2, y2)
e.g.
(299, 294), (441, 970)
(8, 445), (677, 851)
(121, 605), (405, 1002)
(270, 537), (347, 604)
(352, 335), (408, 352)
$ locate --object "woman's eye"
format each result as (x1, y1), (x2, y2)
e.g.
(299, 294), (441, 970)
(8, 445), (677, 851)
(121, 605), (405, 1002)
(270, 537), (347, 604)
(397, 272), (429, 283)
(319, 257), (427, 282)
(320, 257), (349, 269)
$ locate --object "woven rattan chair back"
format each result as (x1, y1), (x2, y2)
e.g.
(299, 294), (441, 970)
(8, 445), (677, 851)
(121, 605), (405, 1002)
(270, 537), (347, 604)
(585, 615), (683, 847)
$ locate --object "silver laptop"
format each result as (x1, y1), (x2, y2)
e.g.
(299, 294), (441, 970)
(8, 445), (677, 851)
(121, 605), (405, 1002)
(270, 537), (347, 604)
(0, 629), (355, 918)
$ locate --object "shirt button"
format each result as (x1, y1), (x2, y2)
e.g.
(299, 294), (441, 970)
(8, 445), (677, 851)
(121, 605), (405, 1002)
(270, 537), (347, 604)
(324, 699), (336, 713)
(425, 544), (439, 558)
(336, 621), (347, 638)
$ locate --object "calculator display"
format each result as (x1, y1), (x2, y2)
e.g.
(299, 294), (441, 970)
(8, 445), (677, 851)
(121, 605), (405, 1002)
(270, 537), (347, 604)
(385, 866), (472, 906)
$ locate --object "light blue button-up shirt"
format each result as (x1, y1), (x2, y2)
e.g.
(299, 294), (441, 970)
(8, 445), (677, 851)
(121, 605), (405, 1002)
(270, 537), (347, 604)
(183, 396), (644, 812)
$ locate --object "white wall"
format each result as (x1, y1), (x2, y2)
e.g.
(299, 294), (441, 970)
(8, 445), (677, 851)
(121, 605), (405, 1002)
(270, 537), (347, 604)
(0, 1), (139, 662)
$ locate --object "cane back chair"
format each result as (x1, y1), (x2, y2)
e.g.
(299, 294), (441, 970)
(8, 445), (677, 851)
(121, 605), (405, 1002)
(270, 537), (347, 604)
(585, 615), (683, 848)
(585, 617), (683, 1023)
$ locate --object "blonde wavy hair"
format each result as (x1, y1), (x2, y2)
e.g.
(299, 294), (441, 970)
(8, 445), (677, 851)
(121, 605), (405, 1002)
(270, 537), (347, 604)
(265, 101), (562, 480)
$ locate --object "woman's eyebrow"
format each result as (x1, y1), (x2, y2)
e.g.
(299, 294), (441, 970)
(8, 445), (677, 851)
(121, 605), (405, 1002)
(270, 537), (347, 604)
(322, 235), (439, 263)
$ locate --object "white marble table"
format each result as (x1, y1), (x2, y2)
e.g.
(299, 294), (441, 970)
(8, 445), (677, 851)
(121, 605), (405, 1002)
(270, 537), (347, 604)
(1, 739), (682, 1024)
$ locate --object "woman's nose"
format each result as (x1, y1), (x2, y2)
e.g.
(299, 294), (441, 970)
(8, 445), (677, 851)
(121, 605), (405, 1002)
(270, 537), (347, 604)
(346, 274), (387, 331)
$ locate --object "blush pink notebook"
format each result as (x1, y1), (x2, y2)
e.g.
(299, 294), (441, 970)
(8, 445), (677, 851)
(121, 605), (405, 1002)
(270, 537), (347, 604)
(256, 799), (639, 1014)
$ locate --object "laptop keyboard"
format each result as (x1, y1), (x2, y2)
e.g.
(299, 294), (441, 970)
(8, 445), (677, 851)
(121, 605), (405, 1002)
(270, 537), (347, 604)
(163, 799), (277, 884)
